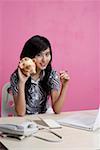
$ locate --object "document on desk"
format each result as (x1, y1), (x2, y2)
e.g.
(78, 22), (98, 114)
(39, 117), (62, 129)
(57, 110), (100, 131)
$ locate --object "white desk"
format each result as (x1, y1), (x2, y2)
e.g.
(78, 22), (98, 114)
(0, 110), (100, 150)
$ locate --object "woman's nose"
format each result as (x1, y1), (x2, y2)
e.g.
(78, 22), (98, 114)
(42, 55), (46, 62)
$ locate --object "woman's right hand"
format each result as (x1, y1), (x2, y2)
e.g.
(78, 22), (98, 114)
(18, 67), (30, 84)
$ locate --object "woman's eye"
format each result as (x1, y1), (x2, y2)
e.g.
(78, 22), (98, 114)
(37, 53), (42, 57)
(46, 52), (50, 56)
(36, 51), (50, 57)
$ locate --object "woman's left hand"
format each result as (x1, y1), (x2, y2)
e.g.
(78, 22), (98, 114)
(59, 71), (70, 86)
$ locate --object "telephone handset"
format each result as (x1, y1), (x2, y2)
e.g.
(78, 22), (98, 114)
(21, 121), (38, 135)
(0, 121), (38, 136)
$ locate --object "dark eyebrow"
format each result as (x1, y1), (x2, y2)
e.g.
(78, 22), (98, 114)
(43, 49), (50, 54)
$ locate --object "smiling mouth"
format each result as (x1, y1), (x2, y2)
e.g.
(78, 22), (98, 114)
(40, 63), (47, 67)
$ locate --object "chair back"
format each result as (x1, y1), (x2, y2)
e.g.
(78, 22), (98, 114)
(1, 82), (53, 116)
(1, 82), (16, 117)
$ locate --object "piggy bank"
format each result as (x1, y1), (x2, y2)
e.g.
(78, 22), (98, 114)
(19, 57), (36, 76)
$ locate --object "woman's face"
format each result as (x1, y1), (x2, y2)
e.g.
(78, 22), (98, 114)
(33, 48), (51, 70)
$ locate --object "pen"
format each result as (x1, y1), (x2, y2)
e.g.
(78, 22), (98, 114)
(33, 135), (62, 142)
(49, 130), (62, 139)
(34, 135), (52, 142)
(38, 126), (62, 139)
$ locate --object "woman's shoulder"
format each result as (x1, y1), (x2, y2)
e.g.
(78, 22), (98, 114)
(50, 69), (58, 75)
(10, 69), (18, 82)
(49, 69), (59, 79)
(48, 69), (60, 90)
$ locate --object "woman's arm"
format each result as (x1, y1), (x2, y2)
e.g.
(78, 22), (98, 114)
(51, 71), (70, 114)
(13, 82), (26, 116)
(13, 68), (30, 116)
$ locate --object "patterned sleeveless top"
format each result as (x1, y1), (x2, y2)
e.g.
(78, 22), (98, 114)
(10, 69), (60, 114)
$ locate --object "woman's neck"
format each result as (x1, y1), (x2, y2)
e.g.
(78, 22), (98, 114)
(31, 68), (42, 81)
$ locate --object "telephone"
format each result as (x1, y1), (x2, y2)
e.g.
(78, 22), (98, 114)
(0, 121), (38, 136)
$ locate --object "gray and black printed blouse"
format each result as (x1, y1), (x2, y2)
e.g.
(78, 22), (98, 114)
(10, 69), (60, 114)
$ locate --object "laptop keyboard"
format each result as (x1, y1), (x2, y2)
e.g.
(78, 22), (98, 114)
(58, 113), (97, 127)
(69, 114), (96, 126)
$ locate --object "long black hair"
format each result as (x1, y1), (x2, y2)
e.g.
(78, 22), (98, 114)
(20, 35), (52, 94)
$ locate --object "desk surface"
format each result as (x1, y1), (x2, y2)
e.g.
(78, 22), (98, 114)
(0, 110), (100, 150)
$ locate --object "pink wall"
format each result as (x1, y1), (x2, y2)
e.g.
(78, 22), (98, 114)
(0, 1), (99, 116)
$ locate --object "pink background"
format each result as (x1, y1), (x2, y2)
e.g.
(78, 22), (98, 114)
(0, 0), (99, 116)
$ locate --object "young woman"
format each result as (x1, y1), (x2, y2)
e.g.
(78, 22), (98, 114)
(10, 35), (70, 116)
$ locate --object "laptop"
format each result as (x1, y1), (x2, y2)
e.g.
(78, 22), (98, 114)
(57, 108), (100, 131)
